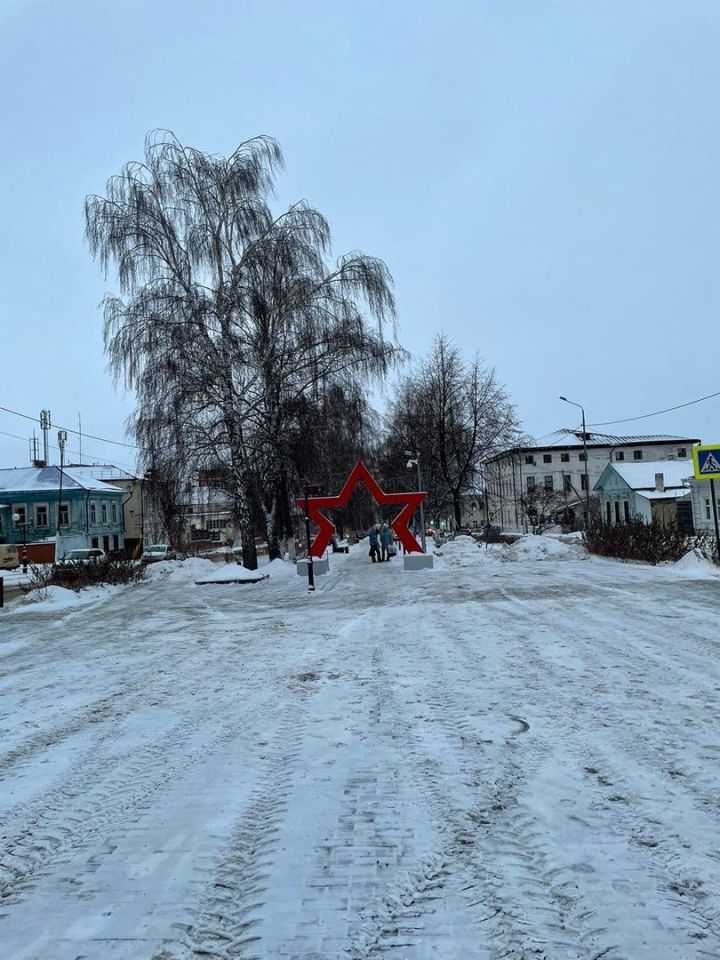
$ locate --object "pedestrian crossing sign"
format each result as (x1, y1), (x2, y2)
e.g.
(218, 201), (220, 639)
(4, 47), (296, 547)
(692, 444), (720, 480)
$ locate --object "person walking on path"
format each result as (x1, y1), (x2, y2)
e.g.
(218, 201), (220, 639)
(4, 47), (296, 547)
(368, 525), (381, 563)
(380, 523), (393, 561)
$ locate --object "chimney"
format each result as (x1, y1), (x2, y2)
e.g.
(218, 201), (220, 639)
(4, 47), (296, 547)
(655, 472), (664, 492)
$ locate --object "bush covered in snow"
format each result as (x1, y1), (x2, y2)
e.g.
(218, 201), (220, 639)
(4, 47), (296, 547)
(695, 531), (719, 566)
(28, 558), (146, 593)
(583, 518), (694, 565)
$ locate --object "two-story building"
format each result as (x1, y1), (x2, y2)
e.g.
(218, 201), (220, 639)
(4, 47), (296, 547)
(484, 431), (700, 532)
(0, 466), (125, 561)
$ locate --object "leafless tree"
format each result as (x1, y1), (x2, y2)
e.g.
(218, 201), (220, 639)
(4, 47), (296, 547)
(85, 130), (401, 567)
(387, 334), (519, 528)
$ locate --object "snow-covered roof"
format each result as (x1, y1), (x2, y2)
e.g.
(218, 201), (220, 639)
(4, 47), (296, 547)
(536, 430), (699, 449)
(637, 488), (691, 501)
(64, 463), (140, 481)
(0, 466), (123, 494)
(611, 461), (693, 490)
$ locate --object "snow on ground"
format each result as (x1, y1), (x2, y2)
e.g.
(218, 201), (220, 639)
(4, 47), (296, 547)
(0, 539), (719, 958)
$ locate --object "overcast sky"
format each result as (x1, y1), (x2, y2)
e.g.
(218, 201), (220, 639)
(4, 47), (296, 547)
(1, 0), (718, 470)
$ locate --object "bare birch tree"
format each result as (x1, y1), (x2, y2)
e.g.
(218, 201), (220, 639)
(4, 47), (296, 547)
(85, 130), (400, 567)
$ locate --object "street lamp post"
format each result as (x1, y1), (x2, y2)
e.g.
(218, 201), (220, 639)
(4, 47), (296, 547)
(12, 513), (28, 573)
(405, 451), (427, 553)
(559, 396), (590, 528)
(302, 483), (322, 593)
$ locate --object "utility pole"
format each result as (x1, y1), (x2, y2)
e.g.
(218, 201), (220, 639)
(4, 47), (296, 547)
(560, 396), (590, 528)
(57, 430), (67, 559)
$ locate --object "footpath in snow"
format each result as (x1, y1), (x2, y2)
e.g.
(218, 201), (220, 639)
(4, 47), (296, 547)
(0, 537), (719, 959)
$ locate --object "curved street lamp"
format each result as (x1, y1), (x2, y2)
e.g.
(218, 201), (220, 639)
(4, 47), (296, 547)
(559, 396), (591, 527)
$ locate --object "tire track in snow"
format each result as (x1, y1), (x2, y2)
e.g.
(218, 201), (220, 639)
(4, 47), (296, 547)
(151, 706), (308, 960)
(0, 685), (278, 908)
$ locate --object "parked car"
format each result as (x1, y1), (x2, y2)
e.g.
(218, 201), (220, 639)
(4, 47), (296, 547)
(58, 548), (107, 565)
(141, 544), (177, 563)
(0, 544), (20, 570)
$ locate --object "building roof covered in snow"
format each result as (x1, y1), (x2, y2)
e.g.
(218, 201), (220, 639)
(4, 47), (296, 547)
(486, 430), (701, 461)
(610, 461), (694, 490)
(0, 466), (123, 494)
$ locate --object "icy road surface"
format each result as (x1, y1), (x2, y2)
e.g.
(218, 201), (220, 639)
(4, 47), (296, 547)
(1, 538), (719, 959)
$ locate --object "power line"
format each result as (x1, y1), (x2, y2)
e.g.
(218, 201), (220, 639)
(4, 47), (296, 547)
(588, 389), (720, 428)
(0, 404), (139, 449)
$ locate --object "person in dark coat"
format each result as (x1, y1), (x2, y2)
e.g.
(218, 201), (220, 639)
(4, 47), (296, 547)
(368, 525), (381, 562)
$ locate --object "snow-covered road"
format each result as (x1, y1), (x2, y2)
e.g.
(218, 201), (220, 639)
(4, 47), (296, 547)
(1, 539), (719, 959)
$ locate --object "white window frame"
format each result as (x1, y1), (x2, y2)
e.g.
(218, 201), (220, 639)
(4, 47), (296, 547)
(90, 501), (97, 524)
(34, 502), (49, 528)
(12, 504), (27, 529)
(111, 502), (118, 523)
(101, 502), (108, 524)
(57, 502), (70, 527)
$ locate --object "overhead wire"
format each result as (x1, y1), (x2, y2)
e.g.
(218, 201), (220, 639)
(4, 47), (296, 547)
(0, 403), (139, 449)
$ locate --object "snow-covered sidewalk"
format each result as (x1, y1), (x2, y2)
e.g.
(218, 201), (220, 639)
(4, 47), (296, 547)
(0, 538), (718, 959)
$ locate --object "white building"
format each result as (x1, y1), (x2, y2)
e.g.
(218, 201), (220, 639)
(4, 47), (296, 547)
(484, 431), (700, 532)
(689, 477), (720, 534)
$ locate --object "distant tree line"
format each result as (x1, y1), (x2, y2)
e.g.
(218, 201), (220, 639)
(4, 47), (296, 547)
(86, 132), (518, 566)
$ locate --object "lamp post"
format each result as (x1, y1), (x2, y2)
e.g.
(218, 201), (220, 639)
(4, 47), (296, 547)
(12, 512), (28, 573)
(559, 396), (590, 528)
(405, 451), (427, 553)
(302, 483), (322, 592)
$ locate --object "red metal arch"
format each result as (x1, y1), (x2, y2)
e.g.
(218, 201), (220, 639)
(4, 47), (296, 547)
(297, 461), (426, 557)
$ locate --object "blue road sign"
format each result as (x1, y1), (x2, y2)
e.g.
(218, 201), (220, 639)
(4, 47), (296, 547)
(693, 445), (720, 480)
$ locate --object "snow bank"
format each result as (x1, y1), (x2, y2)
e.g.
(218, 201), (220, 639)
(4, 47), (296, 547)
(12, 584), (123, 613)
(195, 565), (268, 584)
(670, 549), (720, 579)
(504, 535), (584, 562)
(435, 535), (504, 568)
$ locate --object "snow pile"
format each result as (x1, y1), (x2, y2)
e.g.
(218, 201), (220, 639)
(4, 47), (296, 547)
(504, 535), (584, 562)
(145, 557), (218, 584)
(671, 549), (720, 579)
(195, 565), (268, 584)
(436, 535), (504, 568)
(265, 558), (297, 578)
(13, 584), (122, 613)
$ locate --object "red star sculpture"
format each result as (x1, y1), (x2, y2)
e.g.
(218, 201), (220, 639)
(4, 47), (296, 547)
(297, 461), (427, 557)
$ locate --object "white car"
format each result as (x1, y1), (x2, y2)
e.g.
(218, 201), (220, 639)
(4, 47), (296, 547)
(58, 548), (107, 565)
(141, 544), (176, 563)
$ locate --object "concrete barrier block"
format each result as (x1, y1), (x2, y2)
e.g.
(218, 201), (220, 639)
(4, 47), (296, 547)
(403, 554), (434, 571)
(296, 557), (329, 576)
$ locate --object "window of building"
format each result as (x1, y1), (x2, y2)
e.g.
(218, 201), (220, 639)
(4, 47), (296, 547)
(544, 475), (554, 491)
(614, 501), (621, 523)
(678, 448), (687, 458)
(615, 451), (625, 461)
(112, 534), (119, 551)
(706, 498), (712, 520)
(633, 450), (643, 460)
(208, 518), (226, 530)
(101, 502), (108, 524)
(102, 535), (110, 553)
(13, 505), (27, 528)
(606, 502), (611, 523)
(578, 452), (586, 462)
(91, 536), (99, 549)
(581, 474), (588, 490)
(111, 502), (118, 523)
(35, 504), (48, 527)
(624, 501), (630, 523)
(543, 454), (552, 464)
(57, 503), (69, 527)
(526, 476), (536, 491)
(524, 455), (535, 465)
(90, 502), (97, 524)
(560, 453), (569, 463)
(563, 475), (572, 493)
